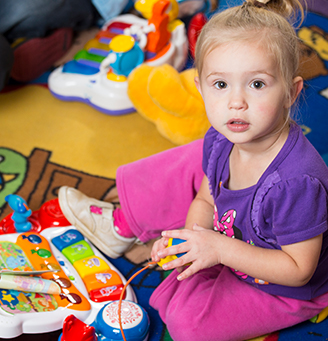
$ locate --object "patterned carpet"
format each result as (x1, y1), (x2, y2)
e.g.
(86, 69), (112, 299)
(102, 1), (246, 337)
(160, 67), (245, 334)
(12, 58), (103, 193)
(0, 1), (328, 340)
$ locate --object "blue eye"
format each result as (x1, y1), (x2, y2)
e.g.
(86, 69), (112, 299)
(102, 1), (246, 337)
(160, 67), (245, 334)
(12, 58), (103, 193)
(214, 81), (227, 89)
(251, 81), (265, 89)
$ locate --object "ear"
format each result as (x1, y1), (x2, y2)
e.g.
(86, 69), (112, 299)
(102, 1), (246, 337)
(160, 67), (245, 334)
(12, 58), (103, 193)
(285, 76), (303, 108)
(194, 76), (202, 95)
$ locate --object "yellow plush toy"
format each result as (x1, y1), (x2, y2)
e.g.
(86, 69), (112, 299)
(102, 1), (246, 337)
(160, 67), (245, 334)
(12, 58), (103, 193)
(127, 64), (210, 145)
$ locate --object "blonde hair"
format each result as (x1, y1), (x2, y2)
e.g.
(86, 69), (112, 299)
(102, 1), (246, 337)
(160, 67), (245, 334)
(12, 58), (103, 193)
(195, 0), (304, 106)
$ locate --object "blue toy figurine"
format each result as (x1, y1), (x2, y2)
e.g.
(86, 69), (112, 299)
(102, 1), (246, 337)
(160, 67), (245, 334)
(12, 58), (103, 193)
(100, 34), (145, 78)
(5, 194), (32, 232)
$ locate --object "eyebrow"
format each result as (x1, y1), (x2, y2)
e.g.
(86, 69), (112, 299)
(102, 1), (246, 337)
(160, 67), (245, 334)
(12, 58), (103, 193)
(206, 70), (276, 79)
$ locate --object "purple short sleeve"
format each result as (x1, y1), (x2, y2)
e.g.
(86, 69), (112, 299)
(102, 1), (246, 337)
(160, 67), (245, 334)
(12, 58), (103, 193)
(202, 127), (217, 175)
(263, 175), (328, 245)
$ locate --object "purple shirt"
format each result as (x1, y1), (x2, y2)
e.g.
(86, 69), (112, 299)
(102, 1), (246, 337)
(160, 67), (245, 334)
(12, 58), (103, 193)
(203, 123), (328, 299)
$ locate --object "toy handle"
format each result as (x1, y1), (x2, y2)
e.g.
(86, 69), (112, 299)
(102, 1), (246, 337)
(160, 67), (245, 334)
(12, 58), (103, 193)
(123, 24), (150, 50)
(100, 53), (116, 72)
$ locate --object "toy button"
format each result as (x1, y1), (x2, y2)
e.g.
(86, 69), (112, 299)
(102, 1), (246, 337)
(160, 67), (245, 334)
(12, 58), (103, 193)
(94, 301), (149, 341)
(22, 234), (42, 244)
(82, 270), (123, 293)
(62, 240), (94, 264)
(52, 229), (84, 251)
(31, 248), (52, 258)
(74, 256), (110, 279)
(89, 284), (125, 302)
(109, 35), (135, 53)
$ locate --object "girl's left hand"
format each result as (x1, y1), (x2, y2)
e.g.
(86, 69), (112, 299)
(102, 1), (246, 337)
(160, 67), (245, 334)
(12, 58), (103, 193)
(157, 225), (223, 280)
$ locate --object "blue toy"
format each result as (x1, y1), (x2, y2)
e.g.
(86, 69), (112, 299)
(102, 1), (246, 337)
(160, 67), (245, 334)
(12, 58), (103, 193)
(59, 300), (149, 341)
(102, 35), (145, 78)
(5, 194), (32, 232)
(157, 237), (187, 267)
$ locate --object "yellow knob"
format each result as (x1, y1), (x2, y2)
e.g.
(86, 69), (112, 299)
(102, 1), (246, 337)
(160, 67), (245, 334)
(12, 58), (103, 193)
(109, 35), (135, 53)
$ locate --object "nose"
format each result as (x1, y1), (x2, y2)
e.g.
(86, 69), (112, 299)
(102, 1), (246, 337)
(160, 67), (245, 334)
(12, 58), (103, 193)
(228, 88), (248, 111)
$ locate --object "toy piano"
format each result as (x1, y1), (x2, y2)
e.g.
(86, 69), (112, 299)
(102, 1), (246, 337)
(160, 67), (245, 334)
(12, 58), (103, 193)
(0, 227), (135, 338)
(48, 0), (188, 116)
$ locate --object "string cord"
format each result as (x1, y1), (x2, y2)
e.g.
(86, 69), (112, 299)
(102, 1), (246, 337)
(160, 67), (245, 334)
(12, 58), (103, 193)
(118, 261), (157, 341)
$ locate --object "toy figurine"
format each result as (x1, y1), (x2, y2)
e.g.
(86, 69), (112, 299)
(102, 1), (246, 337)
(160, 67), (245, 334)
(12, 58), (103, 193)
(100, 34), (145, 78)
(5, 194), (32, 232)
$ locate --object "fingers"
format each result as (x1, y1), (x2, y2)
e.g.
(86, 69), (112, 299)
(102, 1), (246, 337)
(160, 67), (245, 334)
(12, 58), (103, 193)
(177, 264), (198, 281)
(151, 237), (170, 262)
(161, 224), (205, 238)
(157, 241), (188, 260)
(161, 229), (190, 239)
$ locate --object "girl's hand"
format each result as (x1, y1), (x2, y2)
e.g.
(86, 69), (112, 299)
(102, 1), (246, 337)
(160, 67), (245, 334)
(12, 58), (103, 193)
(151, 236), (170, 263)
(157, 225), (224, 280)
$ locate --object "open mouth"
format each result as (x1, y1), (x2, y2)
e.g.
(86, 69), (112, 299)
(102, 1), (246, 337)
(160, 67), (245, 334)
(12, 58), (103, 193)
(227, 119), (250, 132)
(228, 119), (248, 125)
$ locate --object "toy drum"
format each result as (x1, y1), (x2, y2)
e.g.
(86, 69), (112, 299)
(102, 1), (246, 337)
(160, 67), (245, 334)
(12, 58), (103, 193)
(92, 300), (150, 341)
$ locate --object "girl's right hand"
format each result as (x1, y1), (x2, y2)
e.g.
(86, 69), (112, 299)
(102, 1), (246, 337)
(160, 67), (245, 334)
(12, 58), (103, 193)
(151, 236), (170, 263)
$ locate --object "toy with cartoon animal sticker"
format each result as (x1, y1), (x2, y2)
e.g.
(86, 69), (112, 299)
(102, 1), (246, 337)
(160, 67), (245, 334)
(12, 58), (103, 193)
(0, 227), (136, 339)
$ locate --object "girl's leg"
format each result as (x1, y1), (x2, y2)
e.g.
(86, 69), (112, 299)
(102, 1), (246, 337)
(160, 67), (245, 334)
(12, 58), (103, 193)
(59, 139), (204, 257)
(150, 265), (328, 341)
(116, 139), (204, 242)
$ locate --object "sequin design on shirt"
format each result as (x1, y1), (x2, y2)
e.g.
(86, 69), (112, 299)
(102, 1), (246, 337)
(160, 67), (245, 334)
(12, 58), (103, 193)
(213, 205), (248, 279)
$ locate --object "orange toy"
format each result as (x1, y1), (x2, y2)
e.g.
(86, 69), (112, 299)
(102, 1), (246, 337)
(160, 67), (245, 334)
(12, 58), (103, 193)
(146, 0), (171, 53)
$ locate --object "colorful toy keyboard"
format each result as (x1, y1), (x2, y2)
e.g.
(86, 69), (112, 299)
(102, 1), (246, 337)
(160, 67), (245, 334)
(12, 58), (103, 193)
(0, 227), (135, 338)
(48, 8), (188, 115)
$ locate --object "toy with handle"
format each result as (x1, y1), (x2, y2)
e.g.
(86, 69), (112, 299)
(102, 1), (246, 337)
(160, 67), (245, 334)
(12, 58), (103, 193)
(157, 237), (187, 267)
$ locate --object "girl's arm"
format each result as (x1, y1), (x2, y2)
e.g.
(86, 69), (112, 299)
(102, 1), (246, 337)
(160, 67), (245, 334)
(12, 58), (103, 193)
(184, 175), (214, 230)
(159, 227), (322, 286)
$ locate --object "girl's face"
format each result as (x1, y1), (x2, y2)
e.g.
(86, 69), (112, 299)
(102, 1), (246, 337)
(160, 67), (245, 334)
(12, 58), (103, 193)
(195, 41), (302, 148)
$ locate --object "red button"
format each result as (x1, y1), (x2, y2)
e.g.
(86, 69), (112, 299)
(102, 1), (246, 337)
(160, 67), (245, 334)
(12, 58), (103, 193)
(89, 284), (126, 302)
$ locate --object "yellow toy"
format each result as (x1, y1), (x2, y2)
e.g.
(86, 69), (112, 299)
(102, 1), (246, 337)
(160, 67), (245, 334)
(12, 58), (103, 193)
(310, 306), (328, 323)
(135, 0), (179, 21)
(127, 63), (210, 145)
(157, 238), (191, 268)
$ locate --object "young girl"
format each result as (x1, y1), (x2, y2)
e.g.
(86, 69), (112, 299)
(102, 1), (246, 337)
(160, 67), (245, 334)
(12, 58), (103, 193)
(58, 0), (328, 339)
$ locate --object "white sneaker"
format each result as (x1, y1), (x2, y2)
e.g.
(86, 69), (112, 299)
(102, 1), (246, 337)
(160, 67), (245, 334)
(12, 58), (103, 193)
(58, 186), (136, 258)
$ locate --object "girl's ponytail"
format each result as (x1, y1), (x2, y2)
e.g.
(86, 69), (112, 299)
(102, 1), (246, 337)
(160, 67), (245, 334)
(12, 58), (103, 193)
(245, 0), (305, 25)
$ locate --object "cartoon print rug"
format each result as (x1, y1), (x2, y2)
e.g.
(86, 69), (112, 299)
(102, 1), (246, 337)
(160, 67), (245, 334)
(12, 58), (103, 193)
(0, 6), (328, 341)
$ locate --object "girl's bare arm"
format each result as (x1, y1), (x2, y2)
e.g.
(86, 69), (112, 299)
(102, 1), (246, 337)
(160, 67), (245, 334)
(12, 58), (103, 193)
(159, 221), (323, 287)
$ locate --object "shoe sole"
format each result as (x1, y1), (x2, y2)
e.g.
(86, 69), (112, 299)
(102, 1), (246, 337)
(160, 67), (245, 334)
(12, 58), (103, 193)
(58, 186), (121, 259)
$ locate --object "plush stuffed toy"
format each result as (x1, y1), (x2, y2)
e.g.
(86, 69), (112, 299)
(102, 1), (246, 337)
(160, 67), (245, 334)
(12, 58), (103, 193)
(127, 63), (210, 145)
(127, 33), (327, 146)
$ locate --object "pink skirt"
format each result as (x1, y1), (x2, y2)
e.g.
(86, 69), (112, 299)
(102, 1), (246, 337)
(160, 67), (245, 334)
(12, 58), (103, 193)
(150, 265), (328, 341)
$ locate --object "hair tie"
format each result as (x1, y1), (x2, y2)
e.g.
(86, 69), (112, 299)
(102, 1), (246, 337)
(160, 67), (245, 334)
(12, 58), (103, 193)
(243, 0), (271, 8)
